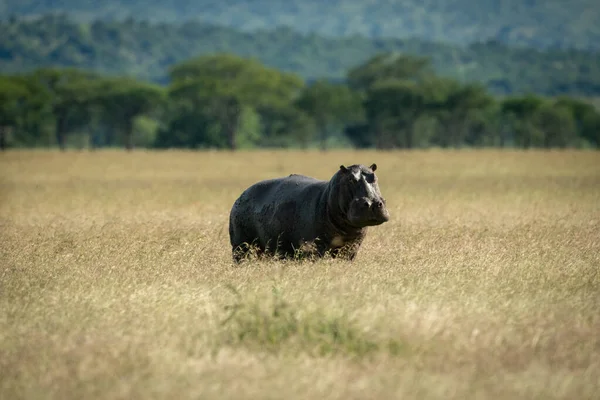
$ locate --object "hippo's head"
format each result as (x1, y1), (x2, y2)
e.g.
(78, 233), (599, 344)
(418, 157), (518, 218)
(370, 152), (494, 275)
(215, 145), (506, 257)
(334, 163), (390, 227)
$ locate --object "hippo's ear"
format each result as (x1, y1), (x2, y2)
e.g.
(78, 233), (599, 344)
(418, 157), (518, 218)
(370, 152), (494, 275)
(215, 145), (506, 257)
(339, 165), (349, 173)
(370, 163), (377, 172)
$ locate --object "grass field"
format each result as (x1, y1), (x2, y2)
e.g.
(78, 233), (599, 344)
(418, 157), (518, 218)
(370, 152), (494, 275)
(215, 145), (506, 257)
(1, 149), (599, 399)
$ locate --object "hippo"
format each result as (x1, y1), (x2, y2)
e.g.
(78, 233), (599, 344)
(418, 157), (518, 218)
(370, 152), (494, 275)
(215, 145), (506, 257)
(228, 163), (389, 263)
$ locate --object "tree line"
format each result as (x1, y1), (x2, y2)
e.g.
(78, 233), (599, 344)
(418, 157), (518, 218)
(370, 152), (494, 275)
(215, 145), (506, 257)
(1, 53), (599, 151)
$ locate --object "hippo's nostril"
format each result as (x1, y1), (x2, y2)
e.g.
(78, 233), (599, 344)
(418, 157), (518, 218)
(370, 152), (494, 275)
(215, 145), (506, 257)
(375, 200), (383, 208)
(362, 200), (370, 208)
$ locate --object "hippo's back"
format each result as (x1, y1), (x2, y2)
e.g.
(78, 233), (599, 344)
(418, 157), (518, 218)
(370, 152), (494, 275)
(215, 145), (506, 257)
(246, 174), (319, 204)
(229, 174), (328, 259)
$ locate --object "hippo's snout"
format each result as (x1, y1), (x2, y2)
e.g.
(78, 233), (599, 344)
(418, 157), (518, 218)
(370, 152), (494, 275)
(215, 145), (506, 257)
(372, 199), (384, 209)
(371, 198), (390, 224)
(348, 196), (389, 226)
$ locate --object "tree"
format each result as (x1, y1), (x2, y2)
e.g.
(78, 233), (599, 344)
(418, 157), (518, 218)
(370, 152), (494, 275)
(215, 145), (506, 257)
(94, 77), (165, 150)
(257, 104), (316, 149)
(168, 54), (304, 150)
(555, 97), (600, 148)
(31, 68), (101, 150)
(581, 111), (600, 148)
(295, 79), (363, 150)
(347, 53), (436, 149)
(363, 79), (426, 148)
(347, 52), (433, 92)
(0, 74), (55, 149)
(154, 108), (223, 149)
(344, 123), (373, 149)
(434, 82), (495, 147)
(10, 74), (55, 148)
(0, 76), (28, 150)
(533, 103), (577, 148)
(500, 95), (545, 148)
(462, 105), (501, 147)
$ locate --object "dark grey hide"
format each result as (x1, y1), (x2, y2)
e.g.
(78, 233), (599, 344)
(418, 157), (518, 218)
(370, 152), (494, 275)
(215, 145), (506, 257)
(228, 163), (389, 263)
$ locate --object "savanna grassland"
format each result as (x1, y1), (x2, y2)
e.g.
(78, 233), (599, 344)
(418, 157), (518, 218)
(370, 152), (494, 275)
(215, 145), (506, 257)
(1, 149), (599, 399)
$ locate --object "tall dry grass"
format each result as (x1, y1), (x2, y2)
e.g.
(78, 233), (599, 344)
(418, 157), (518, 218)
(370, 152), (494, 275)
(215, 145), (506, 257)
(1, 149), (599, 399)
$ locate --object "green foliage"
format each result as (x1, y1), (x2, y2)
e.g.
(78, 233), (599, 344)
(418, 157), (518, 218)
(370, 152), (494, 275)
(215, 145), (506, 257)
(131, 116), (160, 148)
(154, 110), (224, 149)
(29, 68), (102, 149)
(219, 285), (403, 357)
(0, 75), (30, 149)
(554, 97), (600, 148)
(581, 112), (600, 148)
(347, 53), (433, 91)
(0, 75), (28, 125)
(355, 57), (497, 149)
(166, 54), (304, 150)
(500, 95), (546, 148)
(256, 104), (316, 148)
(4, 0), (599, 50)
(93, 77), (165, 150)
(2, 53), (600, 151)
(235, 106), (262, 149)
(534, 103), (578, 148)
(363, 79), (425, 148)
(2, 16), (600, 97)
(295, 80), (363, 149)
(433, 83), (496, 148)
(170, 54), (304, 107)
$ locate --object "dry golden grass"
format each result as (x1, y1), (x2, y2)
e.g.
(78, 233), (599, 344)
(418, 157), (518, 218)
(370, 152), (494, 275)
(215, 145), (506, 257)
(1, 149), (599, 399)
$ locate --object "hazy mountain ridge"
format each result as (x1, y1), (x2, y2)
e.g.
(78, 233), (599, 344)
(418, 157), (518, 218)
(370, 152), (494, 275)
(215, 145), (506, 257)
(2, 15), (600, 96)
(1, 0), (599, 50)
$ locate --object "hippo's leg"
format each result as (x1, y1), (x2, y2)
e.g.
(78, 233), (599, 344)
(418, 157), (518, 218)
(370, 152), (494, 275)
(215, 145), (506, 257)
(347, 249), (359, 261)
(329, 247), (341, 258)
(328, 243), (360, 261)
(232, 243), (248, 263)
(262, 239), (277, 259)
(312, 239), (335, 259)
(232, 241), (264, 263)
(266, 234), (296, 260)
(329, 248), (356, 260)
(230, 218), (263, 263)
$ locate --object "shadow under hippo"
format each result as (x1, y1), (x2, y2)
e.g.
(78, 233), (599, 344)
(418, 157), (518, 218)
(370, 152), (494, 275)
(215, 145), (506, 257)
(228, 163), (390, 263)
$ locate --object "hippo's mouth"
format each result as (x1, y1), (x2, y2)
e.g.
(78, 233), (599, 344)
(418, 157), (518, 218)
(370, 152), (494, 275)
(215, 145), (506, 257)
(368, 204), (390, 225)
(346, 197), (390, 227)
(348, 210), (390, 227)
(366, 214), (390, 226)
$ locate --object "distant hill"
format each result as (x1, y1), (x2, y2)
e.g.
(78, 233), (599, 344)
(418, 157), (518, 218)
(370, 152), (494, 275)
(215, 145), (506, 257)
(2, 15), (600, 96)
(1, 0), (599, 51)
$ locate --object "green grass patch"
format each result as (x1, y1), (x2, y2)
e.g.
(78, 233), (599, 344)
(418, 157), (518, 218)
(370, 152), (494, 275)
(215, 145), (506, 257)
(219, 285), (404, 358)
